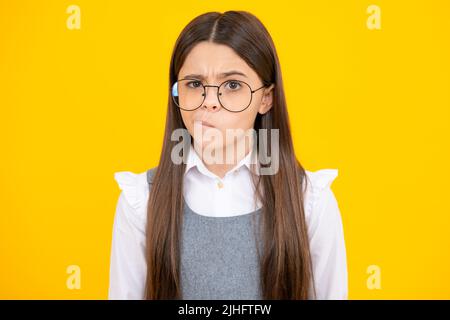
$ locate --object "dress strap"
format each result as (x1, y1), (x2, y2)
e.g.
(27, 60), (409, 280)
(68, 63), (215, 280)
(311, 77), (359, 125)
(146, 167), (156, 184)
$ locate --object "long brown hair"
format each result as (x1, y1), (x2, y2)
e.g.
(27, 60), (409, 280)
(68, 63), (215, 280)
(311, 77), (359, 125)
(145, 10), (315, 299)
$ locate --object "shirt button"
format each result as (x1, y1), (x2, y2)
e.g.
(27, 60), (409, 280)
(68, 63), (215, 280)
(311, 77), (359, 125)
(217, 181), (224, 189)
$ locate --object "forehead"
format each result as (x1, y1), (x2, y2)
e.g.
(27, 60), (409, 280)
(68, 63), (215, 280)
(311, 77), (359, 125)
(178, 41), (257, 80)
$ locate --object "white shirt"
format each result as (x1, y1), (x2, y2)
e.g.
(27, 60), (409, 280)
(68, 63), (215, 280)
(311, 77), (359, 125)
(183, 143), (262, 217)
(108, 156), (348, 299)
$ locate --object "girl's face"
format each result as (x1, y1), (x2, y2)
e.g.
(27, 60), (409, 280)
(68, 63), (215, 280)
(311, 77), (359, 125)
(177, 41), (274, 161)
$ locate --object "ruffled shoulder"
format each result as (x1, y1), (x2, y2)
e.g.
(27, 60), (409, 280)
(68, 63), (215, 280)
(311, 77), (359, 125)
(114, 170), (150, 223)
(304, 169), (339, 220)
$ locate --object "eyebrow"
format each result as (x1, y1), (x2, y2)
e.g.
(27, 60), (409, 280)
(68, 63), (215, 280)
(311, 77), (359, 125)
(181, 70), (248, 80)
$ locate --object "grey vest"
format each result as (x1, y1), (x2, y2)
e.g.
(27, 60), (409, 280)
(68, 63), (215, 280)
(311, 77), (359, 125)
(146, 168), (264, 299)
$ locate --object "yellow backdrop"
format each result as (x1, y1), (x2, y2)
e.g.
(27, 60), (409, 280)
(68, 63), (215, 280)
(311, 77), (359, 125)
(1, 0), (449, 299)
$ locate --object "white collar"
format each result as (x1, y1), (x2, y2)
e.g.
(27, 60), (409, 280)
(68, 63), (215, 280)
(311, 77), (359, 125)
(184, 142), (260, 179)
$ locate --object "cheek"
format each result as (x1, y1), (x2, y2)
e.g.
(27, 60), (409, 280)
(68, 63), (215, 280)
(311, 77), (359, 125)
(180, 110), (194, 131)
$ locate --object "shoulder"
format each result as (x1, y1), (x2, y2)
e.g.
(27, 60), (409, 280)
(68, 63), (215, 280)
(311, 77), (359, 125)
(303, 168), (340, 229)
(303, 169), (347, 299)
(113, 167), (157, 229)
(304, 169), (338, 200)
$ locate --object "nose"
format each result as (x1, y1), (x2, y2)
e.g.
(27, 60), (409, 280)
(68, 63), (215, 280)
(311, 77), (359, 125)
(202, 86), (221, 112)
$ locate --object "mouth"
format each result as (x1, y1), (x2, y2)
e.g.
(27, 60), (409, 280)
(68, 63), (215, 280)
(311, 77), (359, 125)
(196, 120), (215, 128)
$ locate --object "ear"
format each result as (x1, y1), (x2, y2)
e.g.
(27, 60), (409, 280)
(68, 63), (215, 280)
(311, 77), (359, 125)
(258, 84), (275, 115)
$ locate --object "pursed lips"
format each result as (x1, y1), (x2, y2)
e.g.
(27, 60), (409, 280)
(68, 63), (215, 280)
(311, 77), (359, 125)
(194, 120), (215, 128)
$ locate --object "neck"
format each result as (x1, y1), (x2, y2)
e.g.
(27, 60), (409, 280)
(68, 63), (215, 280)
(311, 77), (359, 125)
(194, 140), (253, 179)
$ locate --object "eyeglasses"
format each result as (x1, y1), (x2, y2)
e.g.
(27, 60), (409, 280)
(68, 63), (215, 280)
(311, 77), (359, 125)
(171, 78), (267, 113)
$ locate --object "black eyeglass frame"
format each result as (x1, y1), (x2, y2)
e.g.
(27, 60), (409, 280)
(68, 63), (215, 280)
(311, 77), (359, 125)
(171, 78), (268, 113)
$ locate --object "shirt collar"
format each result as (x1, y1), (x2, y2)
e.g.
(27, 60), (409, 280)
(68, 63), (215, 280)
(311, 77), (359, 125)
(184, 142), (260, 178)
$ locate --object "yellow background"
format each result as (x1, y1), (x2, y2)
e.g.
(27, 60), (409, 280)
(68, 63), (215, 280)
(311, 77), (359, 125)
(1, 0), (449, 299)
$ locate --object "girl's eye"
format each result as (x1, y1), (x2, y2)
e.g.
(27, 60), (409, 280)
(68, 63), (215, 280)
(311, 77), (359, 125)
(187, 81), (202, 88)
(226, 81), (241, 90)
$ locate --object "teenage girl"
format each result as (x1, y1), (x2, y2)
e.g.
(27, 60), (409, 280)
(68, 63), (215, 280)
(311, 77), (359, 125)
(108, 10), (347, 300)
